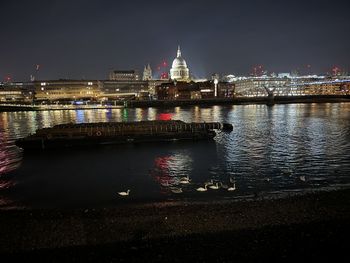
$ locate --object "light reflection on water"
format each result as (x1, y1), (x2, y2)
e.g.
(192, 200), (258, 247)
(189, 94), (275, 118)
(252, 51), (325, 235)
(0, 103), (350, 208)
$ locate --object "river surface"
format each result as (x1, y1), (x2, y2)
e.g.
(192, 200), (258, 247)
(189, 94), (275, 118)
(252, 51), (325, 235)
(0, 103), (350, 208)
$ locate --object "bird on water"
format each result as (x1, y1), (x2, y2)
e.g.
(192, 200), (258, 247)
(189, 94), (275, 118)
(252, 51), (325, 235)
(209, 182), (220, 190)
(118, 190), (130, 196)
(227, 183), (236, 191)
(196, 183), (208, 192)
(170, 187), (183, 194)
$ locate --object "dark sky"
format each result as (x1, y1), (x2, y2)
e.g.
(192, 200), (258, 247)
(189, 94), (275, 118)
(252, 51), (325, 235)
(1, 0), (349, 81)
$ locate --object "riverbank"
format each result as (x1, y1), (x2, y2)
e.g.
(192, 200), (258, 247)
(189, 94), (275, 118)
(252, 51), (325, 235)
(1, 95), (350, 112)
(126, 95), (350, 108)
(0, 189), (349, 261)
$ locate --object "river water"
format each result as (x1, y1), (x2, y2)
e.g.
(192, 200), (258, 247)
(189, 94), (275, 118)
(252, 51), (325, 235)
(0, 103), (350, 208)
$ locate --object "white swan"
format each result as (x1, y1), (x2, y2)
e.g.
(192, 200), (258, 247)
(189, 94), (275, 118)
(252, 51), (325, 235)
(209, 182), (219, 190)
(180, 176), (191, 184)
(299, 176), (306, 182)
(118, 190), (130, 196)
(170, 187), (183, 194)
(196, 183), (208, 192)
(227, 183), (236, 191)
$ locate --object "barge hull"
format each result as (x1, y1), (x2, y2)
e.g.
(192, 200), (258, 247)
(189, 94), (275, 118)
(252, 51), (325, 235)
(15, 131), (216, 150)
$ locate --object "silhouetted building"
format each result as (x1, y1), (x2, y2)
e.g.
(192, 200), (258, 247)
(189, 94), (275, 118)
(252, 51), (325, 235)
(156, 81), (200, 100)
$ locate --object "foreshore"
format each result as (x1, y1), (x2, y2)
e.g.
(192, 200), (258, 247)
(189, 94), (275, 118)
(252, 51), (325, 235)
(1, 95), (350, 112)
(0, 189), (349, 261)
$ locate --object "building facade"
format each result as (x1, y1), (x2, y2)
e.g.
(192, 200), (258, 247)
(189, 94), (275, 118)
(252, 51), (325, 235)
(0, 82), (34, 103)
(143, 64), (152, 80)
(234, 77), (350, 97)
(33, 80), (100, 102)
(155, 80), (234, 100)
(109, 70), (140, 81)
(99, 80), (150, 100)
(156, 81), (200, 100)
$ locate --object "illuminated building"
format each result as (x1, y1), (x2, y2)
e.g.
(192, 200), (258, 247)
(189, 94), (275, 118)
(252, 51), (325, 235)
(109, 70), (140, 81)
(33, 80), (100, 102)
(234, 77), (350, 97)
(143, 64), (152, 80)
(197, 81), (234, 98)
(147, 79), (169, 96)
(100, 80), (150, 100)
(170, 46), (190, 81)
(155, 80), (234, 100)
(234, 78), (290, 97)
(0, 82), (34, 102)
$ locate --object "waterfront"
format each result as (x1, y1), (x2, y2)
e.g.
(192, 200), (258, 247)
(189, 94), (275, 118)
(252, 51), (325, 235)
(0, 103), (350, 208)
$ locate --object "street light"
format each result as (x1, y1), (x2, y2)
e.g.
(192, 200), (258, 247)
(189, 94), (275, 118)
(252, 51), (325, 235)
(214, 79), (218, 97)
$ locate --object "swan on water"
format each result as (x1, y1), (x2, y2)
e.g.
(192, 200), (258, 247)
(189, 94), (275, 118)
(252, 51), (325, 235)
(209, 182), (220, 190)
(227, 183), (236, 191)
(118, 190), (130, 196)
(170, 187), (183, 194)
(196, 183), (208, 192)
(180, 176), (191, 184)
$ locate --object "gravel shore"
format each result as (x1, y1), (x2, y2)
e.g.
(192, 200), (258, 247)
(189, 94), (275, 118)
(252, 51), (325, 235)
(1, 189), (349, 262)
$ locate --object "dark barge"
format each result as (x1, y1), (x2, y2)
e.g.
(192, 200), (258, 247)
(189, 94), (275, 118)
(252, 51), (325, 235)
(15, 120), (233, 150)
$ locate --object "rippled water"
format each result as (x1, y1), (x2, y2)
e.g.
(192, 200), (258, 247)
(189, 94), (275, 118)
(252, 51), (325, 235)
(0, 103), (350, 208)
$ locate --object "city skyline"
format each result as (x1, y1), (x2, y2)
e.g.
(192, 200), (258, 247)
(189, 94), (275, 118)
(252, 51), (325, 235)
(1, 0), (349, 81)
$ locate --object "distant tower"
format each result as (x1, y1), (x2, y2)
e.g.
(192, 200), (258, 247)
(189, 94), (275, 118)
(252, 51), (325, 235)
(143, 63), (152, 80)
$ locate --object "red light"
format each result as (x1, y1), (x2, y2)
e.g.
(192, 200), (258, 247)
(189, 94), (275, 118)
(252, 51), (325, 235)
(160, 72), (169, 79)
(158, 113), (172, 121)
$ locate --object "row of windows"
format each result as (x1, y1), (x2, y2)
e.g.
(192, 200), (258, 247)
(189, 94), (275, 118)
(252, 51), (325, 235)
(0, 91), (22, 95)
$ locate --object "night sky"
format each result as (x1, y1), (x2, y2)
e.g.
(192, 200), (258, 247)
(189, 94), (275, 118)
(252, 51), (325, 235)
(1, 0), (349, 81)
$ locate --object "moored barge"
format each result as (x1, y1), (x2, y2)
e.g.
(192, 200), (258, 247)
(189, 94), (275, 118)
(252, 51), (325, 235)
(15, 120), (233, 150)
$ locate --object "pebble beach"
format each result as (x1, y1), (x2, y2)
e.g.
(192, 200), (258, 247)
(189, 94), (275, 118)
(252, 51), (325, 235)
(0, 189), (349, 261)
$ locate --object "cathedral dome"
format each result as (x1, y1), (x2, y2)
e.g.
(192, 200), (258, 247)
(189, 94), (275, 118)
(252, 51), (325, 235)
(172, 54), (187, 69)
(170, 46), (190, 81)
